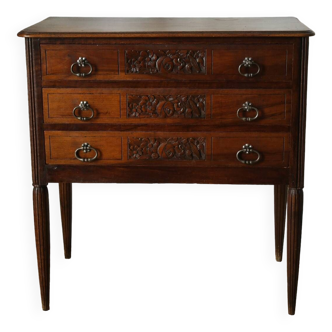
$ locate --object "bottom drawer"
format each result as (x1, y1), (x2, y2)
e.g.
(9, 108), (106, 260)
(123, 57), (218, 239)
(44, 131), (289, 167)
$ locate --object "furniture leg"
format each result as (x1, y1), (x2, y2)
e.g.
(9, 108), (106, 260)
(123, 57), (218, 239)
(33, 185), (50, 311)
(59, 183), (72, 259)
(274, 185), (287, 262)
(287, 188), (304, 315)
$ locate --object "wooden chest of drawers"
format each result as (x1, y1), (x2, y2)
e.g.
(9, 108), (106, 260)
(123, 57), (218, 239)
(18, 17), (314, 314)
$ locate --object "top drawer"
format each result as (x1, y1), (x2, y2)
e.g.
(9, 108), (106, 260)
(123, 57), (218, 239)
(41, 45), (119, 80)
(40, 42), (295, 82)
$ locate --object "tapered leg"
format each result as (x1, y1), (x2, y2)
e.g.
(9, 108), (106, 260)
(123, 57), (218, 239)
(287, 188), (304, 315)
(33, 185), (50, 311)
(274, 185), (288, 262)
(59, 183), (72, 259)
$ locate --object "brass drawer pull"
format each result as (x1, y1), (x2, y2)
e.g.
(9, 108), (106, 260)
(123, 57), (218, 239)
(238, 57), (261, 77)
(70, 57), (93, 77)
(75, 143), (98, 162)
(73, 101), (94, 121)
(237, 101), (259, 122)
(236, 144), (261, 165)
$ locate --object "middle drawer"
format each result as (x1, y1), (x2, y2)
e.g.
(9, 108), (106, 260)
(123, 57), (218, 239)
(43, 88), (291, 125)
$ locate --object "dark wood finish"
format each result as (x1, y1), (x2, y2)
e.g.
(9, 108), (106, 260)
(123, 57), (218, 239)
(25, 38), (47, 186)
(127, 93), (206, 119)
(45, 131), (122, 165)
(33, 186), (50, 311)
(128, 137), (206, 160)
(43, 123), (291, 133)
(47, 165), (290, 185)
(288, 37), (308, 189)
(41, 45), (119, 80)
(44, 131), (289, 167)
(18, 18), (313, 314)
(287, 188), (303, 315)
(212, 134), (289, 167)
(285, 37), (309, 314)
(40, 42), (295, 82)
(126, 49), (206, 74)
(212, 90), (290, 123)
(212, 44), (293, 81)
(43, 88), (121, 123)
(35, 38), (301, 89)
(17, 17), (314, 38)
(296, 38), (309, 188)
(43, 88), (290, 125)
(59, 183), (72, 259)
(274, 185), (287, 262)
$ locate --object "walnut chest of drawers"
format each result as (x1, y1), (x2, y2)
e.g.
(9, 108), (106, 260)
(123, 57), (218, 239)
(18, 17), (314, 314)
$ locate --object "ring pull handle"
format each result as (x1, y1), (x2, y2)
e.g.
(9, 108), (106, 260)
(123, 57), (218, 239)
(238, 57), (261, 77)
(72, 101), (95, 121)
(236, 143), (261, 165)
(70, 57), (93, 77)
(237, 101), (259, 122)
(75, 143), (98, 162)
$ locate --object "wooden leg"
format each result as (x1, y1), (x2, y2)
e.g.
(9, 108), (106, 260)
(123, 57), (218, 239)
(287, 188), (304, 315)
(33, 185), (50, 311)
(59, 183), (72, 259)
(274, 185), (287, 262)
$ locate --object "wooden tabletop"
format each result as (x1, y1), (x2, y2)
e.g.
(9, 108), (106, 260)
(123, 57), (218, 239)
(18, 17), (314, 38)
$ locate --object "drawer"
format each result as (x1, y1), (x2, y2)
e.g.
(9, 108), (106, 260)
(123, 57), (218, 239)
(43, 89), (121, 123)
(43, 88), (291, 125)
(45, 131), (289, 167)
(212, 44), (293, 81)
(45, 133), (123, 164)
(40, 42), (295, 82)
(211, 90), (291, 123)
(41, 45), (119, 80)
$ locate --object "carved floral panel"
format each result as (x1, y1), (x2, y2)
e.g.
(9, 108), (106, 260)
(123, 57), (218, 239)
(125, 50), (206, 74)
(127, 94), (206, 118)
(128, 137), (206, 160)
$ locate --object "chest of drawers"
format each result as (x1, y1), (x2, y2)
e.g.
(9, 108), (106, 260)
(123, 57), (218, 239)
(18, 17), (314, 314)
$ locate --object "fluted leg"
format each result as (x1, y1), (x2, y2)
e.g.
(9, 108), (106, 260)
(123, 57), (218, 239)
(33, 185), (50, 311)
(274, 185), (287, 262)
(287, 188), (304, 315)
(59, 183), (72, 259)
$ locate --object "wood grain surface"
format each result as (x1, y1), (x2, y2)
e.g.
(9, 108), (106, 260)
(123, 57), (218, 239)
(43, 88), (291, 125)
(18, 17), (315, 38)
(44, 131), (290, 167)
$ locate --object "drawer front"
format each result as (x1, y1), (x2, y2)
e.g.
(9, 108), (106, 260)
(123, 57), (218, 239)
(212, 136), (287, 166)
(45, 133), (123, 163)
(43, 89), (121, 123)
(45, 131), (289, 167)
(212, 44), (293, 81)
(211, 90), (291, 123)
(43, 88), (291, 125)
(41, 42), (294, 82)
(41, 45), (119, 80)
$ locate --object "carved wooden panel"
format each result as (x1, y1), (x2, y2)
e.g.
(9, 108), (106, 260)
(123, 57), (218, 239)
(128, 137), (206, 160)
(125, 50), (206, 74)
(127, 94), (206, 118)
